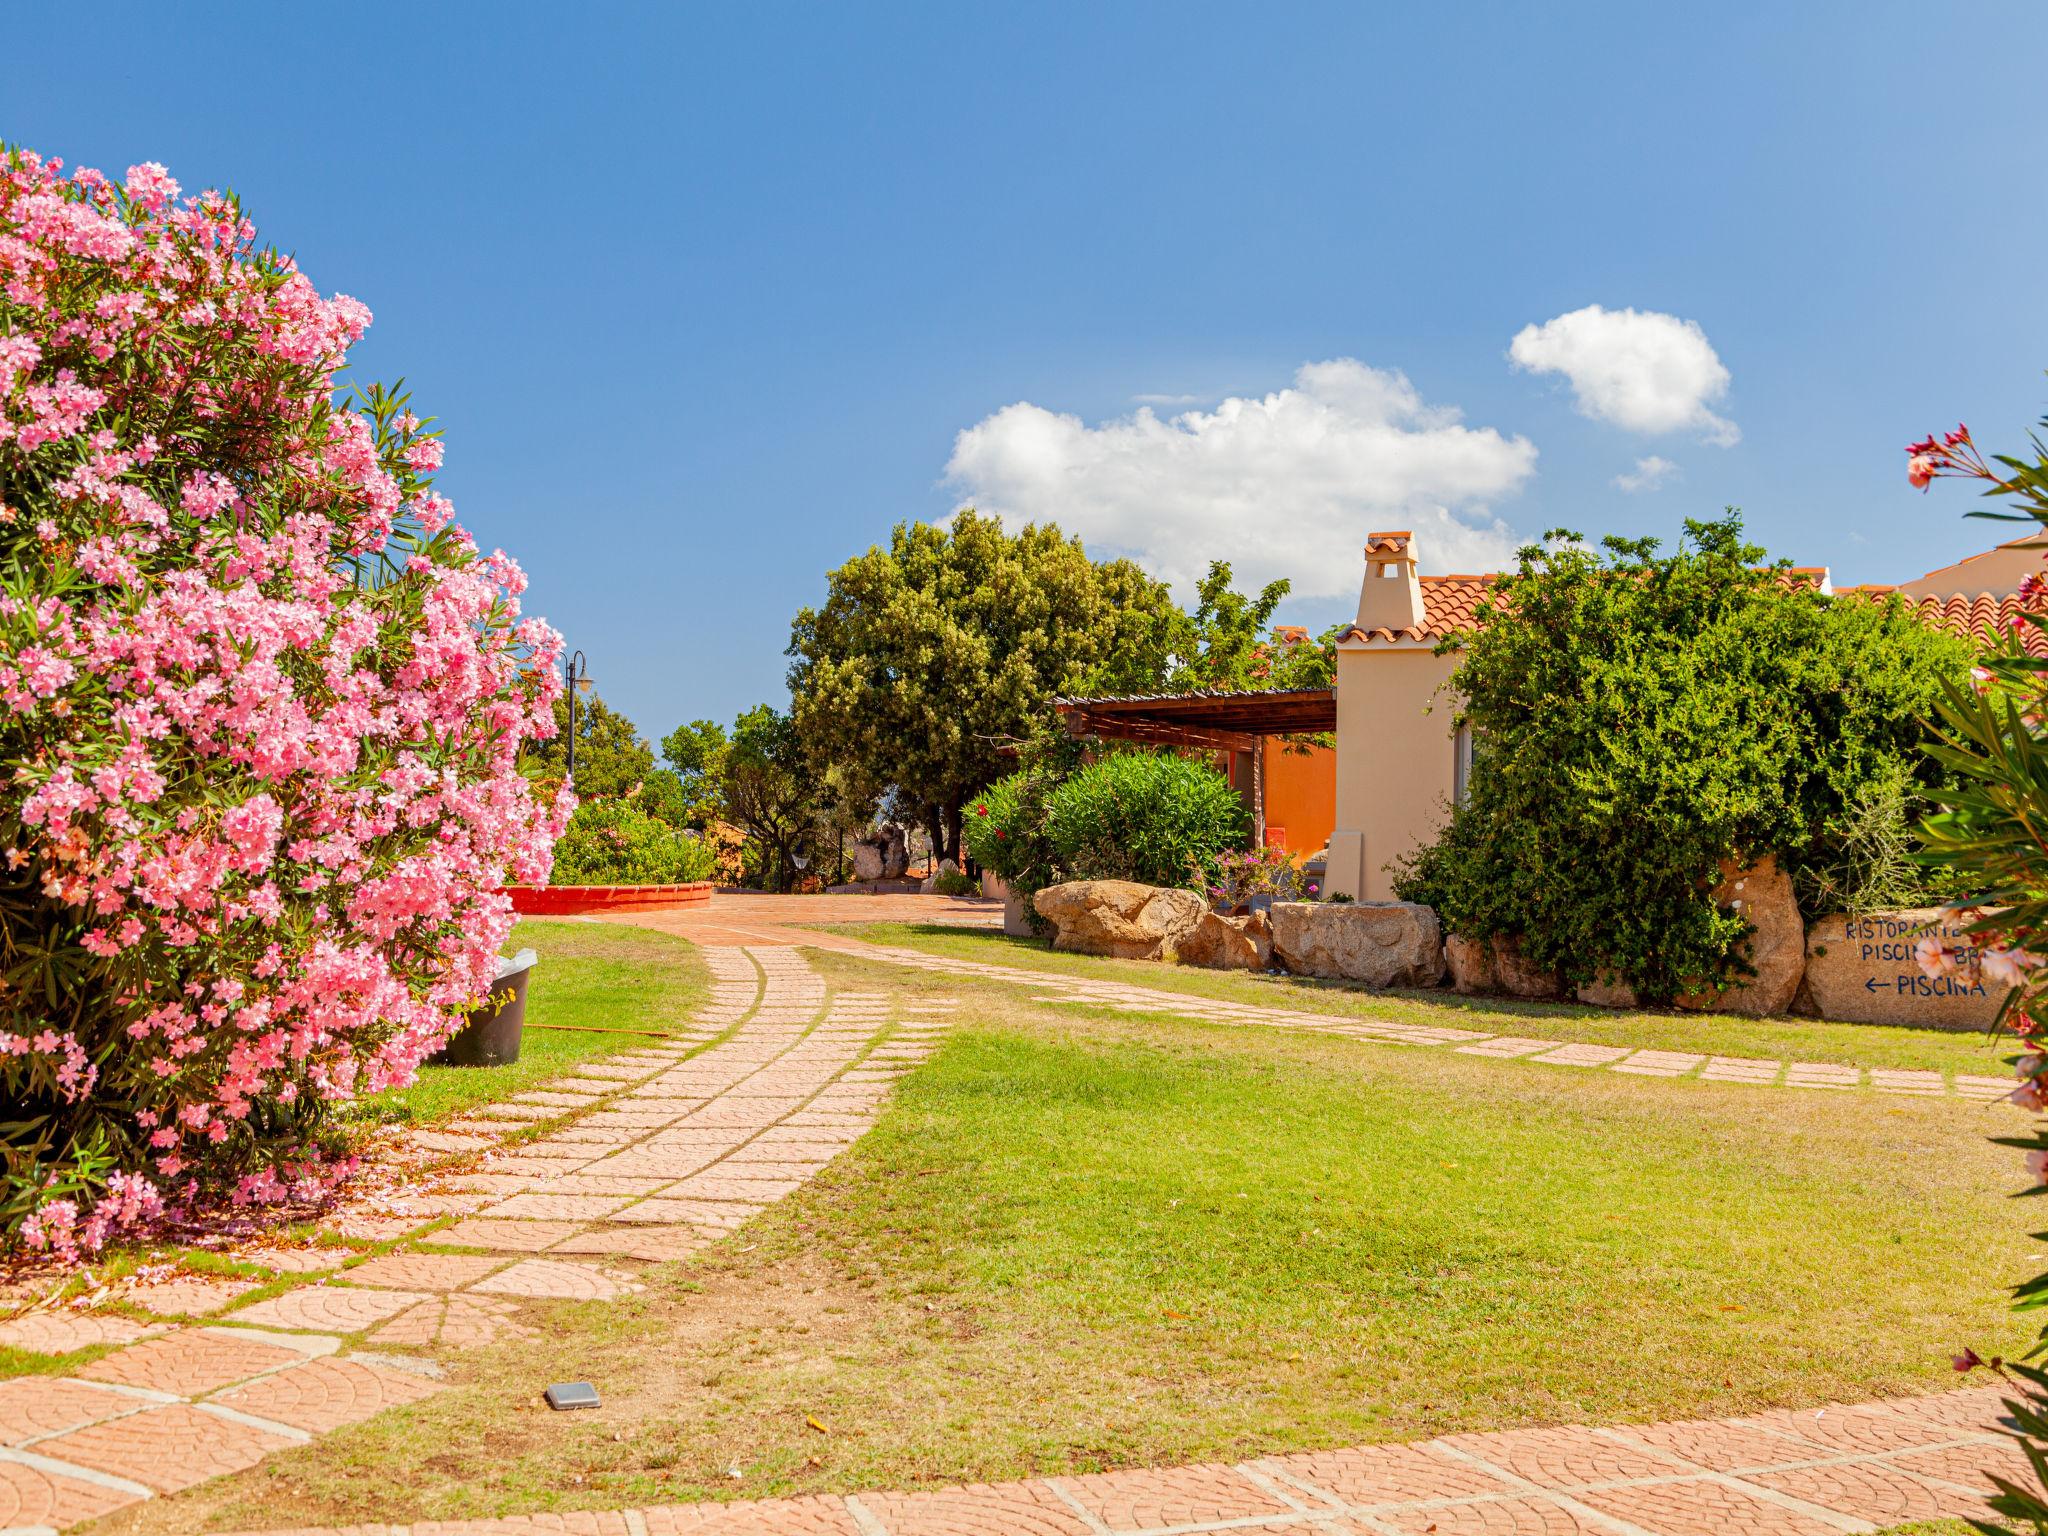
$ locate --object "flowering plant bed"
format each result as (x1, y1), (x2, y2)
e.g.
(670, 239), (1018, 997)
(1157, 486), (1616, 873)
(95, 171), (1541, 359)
(509, 883), (712, 916)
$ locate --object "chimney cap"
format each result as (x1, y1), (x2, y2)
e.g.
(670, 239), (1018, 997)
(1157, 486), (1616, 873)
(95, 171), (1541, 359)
(1364, 531), (1414, 555)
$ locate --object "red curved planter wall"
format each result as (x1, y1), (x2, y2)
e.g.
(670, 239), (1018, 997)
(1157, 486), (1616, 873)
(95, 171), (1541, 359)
(507, 882), (713, 916)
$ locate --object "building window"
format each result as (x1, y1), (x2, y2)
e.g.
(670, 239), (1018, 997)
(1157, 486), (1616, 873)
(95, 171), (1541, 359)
(1454, 724), (1474, 805)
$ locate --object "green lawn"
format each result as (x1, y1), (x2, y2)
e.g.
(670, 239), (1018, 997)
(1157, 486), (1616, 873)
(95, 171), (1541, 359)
(826, 921), (2016, 1079)
(349, 919), (711, 1128)
(129, 941), (2037, 1533)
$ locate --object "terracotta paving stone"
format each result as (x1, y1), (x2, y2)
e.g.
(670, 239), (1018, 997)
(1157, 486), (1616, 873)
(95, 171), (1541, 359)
(607, 1198), (755, 1229)
(1885, 1386), (2013, 1432)
(0, 1456), (143, 1528)
(469, 1258), (637, 1301)
(550, 1225), (706, 1261)
(343, 1252), (509, 1291)
(324, 1213), (430, 1242)
(1374, 1494), (1622, 1536)
(78, 1326), (305, 1395)
(406, 1130), (498, 1155)
(664, 1174), (804, 1201)
(636, 1493), (864, 1532)
(409, 1514), (639, 1533)
(1743, 1460), (1990, 1523)
(424, 1218), (588, 1252)
(1576, 1475), (1848, 1536)
(122, 1274), (263, 1317)
(1056, 1462), (1297, 1528)
(0, 1309), (157, 1355)
(855, 1479), (1096, 1535)
(36, 1401), (297, 1492)
(1751, 1403), (1964, 1455)
(1437, 1424), (1695, 1486)
(211, 1356), (442, 1432)
(1607, 1418), (1825, 1472)
(241, 1248), (356, 1274)
(449, 1172), (541, 1195)
(478, 1154), (597, 1176)
(231, 1285), (430, 1334)
(1891, 1438), (2037, 1491)
(1264, 1442), (1519, 1504)
(481, 1192), (632, 1221)
(0, 1375), (132, 1444)
(369, 1293), (532, 1349)
(527, 1173), (679, 1197)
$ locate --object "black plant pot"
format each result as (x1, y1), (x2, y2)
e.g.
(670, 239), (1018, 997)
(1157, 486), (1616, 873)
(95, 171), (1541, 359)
(432, 949), (537, 1067)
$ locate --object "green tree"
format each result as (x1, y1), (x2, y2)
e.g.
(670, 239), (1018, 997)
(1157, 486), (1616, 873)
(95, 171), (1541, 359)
(1393, 512), (1972, 1001)
(661, 706), (818, 891)
(787, 510), (1185, 863)
(524, 691), (656, 800)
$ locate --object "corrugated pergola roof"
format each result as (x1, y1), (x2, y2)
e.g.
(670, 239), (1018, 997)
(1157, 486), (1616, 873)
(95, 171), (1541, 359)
(1055, 687), (1337, 752)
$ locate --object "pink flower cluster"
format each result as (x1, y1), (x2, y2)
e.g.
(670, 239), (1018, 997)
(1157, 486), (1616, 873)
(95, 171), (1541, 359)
(0, 146), (570, 1255)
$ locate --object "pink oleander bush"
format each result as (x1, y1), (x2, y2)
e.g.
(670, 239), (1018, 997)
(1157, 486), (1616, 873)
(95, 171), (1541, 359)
(1908, 408), (2048, 1533)
(0, 144), (570, 1259)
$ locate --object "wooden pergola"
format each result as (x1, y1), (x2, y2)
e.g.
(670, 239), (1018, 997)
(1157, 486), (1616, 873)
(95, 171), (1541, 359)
(1053, 687), (1336, 846)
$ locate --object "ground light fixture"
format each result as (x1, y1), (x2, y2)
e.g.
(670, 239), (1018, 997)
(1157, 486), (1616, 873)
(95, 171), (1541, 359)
(544, 1381), (601, 1411)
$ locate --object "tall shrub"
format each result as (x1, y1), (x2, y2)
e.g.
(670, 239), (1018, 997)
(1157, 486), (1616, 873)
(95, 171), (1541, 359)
(550, 800), (716, 886)
(1042, 751), (1246, 890)
(0, 147), (567, 1257)
(1393, 513), (1970, 1002)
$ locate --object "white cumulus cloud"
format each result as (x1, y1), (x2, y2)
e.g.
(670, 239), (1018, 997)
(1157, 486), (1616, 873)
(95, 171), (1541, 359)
(1510, 305), (1738, 446)
(1612, 455), (1678, 493)
(943, 359), (1537, 600)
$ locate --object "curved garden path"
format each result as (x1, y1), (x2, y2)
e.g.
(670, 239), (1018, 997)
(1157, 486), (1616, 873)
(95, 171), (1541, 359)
(0, 896), (2022, 1535)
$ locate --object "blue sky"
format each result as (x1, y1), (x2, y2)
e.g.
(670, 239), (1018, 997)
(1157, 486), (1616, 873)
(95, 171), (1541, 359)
(13, 2), (2048, 739)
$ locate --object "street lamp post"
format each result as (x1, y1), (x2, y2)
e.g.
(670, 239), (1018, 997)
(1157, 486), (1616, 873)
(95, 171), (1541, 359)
(565, 650), (592, 784)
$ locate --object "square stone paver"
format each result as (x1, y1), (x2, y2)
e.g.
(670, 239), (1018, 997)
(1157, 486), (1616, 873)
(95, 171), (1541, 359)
(239, 1247), (356, 1274)
(1374, 1494), (1617, 1536)
(1743, 1460), (1989, 1523)
(0, 1310), (158, 1355)
(1890, 1439), (2036, 1491)
(0, 1375), (132, 1445)
(637, 1492), (865, 1533)
(77, 1327), (306, 1395)
(343, 1252), (510, 1291)
(0, 1457), (143, 1528)
(1607, 1417), (1823, 1472)
(369, 1293), (533, 1350)
(122, 1274), (263, 1317)
(35, 1402), (298, 1492)
(664, 1175), (804, 1202)
(855, 1480), (1095, 1535)
(1578, 1475), (1847, 1536)
(468, 1259), (638, 1301)
(210, 1356), (442, 1432)
(1533, 1043), (1631, 1068)
(481, 1192), (632, 1221)
(230, 1286), (429, 1334)
(423, 1218), (588, 1252)
(1435, 1424), (1694, 1486)
(1056, 1462), (1296, 1528)
(1752, 1404), (1963, 1456)
(552, 1225), (707, 1261)
(1263, 1442), (1518, 1505)
(606, 1198), (755, 1230)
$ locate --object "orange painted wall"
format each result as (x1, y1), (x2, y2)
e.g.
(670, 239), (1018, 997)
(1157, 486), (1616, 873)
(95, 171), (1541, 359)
(1260, 739), (1335, 859)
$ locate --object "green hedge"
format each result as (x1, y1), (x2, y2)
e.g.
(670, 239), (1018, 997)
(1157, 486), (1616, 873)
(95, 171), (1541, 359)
(1043, 751), (1246, 891)
(550, 799), (718, 886)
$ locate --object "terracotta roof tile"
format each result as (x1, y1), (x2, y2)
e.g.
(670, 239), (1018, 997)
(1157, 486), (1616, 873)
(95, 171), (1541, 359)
(1342, 574), (1502, 644)
(1903, 591), (2048, 657)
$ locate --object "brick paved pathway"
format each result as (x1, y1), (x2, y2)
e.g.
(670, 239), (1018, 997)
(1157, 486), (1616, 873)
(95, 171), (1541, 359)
(203, 1383), (2022, 1536)
(614, 910), (2014, 1104)
(0, 944), (954, 1531)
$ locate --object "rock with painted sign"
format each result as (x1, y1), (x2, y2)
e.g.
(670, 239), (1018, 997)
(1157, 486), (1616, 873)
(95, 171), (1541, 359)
(1802, 908), (2003, 1031)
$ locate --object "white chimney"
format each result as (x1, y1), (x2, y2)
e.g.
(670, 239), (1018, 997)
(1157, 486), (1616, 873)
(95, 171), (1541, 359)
(1355, 531), (1424, 634)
